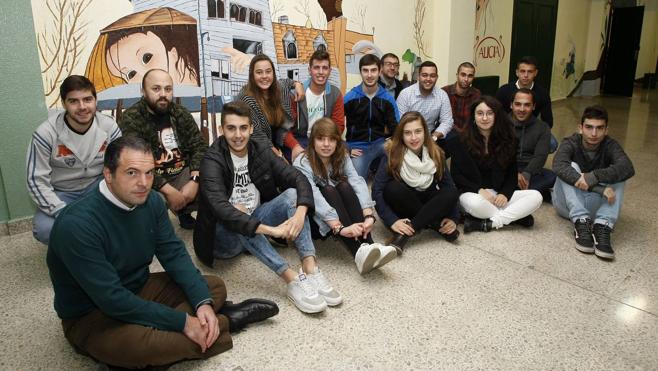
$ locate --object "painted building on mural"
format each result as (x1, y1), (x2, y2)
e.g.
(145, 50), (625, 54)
(84, 0), (377, 103)
(131, 0), (276, 97)
(131, 0), (377, 95)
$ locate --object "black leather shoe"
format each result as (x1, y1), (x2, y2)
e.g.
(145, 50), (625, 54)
(463, 215), (492, 233)
(512, 214), (534, 228)
(178, 213), (195, 230)
(219, 299), (279, 332)
(440, 229), (460, 242)
(389, 233), (409, 255)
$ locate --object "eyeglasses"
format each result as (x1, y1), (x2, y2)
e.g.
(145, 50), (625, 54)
(384, 62), (400, 68)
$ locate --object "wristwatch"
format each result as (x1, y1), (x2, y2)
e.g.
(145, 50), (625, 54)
(190, 175), (200, 183)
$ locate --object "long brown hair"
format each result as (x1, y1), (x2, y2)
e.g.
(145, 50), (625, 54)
(306, 118), (348, 182)
(385, 111), (445, 180)
(461, 95), (516, 167)
(245, 54), (285, 127)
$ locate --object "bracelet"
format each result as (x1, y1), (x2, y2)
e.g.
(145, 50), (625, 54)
(333, 224), (345, 235)
(364, 215), (376, 224)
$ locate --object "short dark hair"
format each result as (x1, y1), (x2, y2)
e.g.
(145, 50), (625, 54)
(309, 50), (331, 67)
(359, 54), (381, 70)
(512, 87), (535, 103)
(60, 75), (96, 102)
(419, 61), (438, 73)
(221, 101), (252, 126)
(457, 62), (475, 73)
(141, 68), (169, 90)
(381, 53), (399, 63)
(581, 105), (608, 125)
(104, 136), (153, 174)
(517, 56), (538, 69)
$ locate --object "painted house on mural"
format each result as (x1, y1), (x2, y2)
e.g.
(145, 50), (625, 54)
(127, 0), (376, 98)
(271, 15), (377, 93)
(131, 0), (276, 97)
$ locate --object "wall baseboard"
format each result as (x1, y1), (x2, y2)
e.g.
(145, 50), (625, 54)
(0, 217), (33, 236)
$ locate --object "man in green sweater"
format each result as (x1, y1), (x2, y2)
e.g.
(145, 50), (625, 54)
(47, 136), (278, 369)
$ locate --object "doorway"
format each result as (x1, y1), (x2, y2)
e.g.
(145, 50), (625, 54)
(508, 0), (559, 92)
(602, 6), (644, 97)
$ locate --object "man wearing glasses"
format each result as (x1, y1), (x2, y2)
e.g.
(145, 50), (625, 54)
(396, 61), (454, 143)
(378, 53), (403, 99)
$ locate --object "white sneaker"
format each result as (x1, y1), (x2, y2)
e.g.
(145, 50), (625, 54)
(303, 267), (343, 306)
(371, 243), (397, 269)
(354, 243), (380, 274)
(287, 273), (327, 313)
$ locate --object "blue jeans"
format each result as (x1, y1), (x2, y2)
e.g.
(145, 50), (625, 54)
(348, 138), (386, 178)
(213, 189), (316, 275)
(32, 178), (101, 244)
(552, 169), (625, 228)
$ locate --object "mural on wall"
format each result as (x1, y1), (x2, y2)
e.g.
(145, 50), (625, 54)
(35, 0), (93, 108)
(85, 7), (201, 98)
(473, 0), (505, 69)
(32, 0), (391, 110)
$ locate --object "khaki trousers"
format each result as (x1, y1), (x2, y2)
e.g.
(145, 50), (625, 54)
(62, 273), (233, 369)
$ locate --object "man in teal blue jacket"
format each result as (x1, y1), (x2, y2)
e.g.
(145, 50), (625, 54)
(47, 136), (277, 369)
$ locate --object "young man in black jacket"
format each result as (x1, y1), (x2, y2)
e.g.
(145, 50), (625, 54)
(552, 105), (635, 260)
(510, 88), (556, 201)
(194, 101), (341, 313)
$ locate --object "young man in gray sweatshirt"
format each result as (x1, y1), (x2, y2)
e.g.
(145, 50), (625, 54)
(552, 105), (635, 260)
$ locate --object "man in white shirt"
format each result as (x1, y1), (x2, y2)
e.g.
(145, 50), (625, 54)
(285, 50), (345, 161)
(397, 61), (454, 143)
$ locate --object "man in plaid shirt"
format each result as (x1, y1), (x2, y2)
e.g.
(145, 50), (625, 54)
(442, 62), (481, 133)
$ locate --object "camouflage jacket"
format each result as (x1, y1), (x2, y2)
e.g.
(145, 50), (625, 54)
(120, 98), (207, 190)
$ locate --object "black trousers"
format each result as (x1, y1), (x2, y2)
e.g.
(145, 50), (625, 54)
(383, 179), (459, 231)
(315, 181), (373, 256)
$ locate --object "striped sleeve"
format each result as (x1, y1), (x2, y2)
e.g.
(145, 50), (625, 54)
(26, 131), (65, 215)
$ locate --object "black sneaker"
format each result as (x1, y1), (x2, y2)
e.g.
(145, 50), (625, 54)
(178, 213), (196, 230)
(573, 217), (594, 253)
(593, 223), (614, 259)
(512, 214), (534, 228)
(463, 215), (492, 233)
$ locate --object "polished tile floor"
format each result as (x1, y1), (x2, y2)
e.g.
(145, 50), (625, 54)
(1, 90), (657, 370)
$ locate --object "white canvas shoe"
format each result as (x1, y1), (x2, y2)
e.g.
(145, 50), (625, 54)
(354, 243), (380, 274)
(371, 243), (397, 269)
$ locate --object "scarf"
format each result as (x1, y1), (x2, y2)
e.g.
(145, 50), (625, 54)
(400, 146), (436, 190)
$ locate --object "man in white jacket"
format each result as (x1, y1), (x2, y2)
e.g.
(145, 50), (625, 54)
(26, 75), (121, 244)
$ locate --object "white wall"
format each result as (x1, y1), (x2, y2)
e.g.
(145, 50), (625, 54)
(636, 0), (658, 79)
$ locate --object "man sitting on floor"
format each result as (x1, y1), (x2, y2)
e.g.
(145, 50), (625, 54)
(552, 105), (635, 260)
(510, 88), (556, 201)
(47, 136), (278, 369)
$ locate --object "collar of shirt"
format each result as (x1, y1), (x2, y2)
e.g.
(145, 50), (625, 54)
(99, 179), (137, 211)
(414, 82), (438, 97)
(380, 76), (397, 90)
(515, 80), (534, 90)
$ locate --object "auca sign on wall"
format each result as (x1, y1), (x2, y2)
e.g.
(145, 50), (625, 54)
(473, 35), (505, 66)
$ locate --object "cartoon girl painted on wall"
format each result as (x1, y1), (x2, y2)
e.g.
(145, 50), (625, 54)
(85, 7), (200, 93)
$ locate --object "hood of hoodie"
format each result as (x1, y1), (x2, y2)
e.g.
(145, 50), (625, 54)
(303, 78), (333, 95)
(348, 83), (389, 100)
